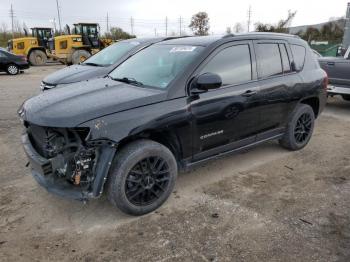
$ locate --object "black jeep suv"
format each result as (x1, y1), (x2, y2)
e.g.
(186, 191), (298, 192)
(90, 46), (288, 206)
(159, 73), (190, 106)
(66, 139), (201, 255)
(20, 33), (327, 216)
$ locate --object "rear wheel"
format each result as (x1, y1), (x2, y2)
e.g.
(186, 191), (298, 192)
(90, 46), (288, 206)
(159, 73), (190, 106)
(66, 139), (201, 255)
(279, 104), (315, 151)
(71, 50), (91, 64)
(342, 95), (350, 101)
(6, 64), (19, 75)
(107, 140), (177, 216)
(29, 50), (47, 66)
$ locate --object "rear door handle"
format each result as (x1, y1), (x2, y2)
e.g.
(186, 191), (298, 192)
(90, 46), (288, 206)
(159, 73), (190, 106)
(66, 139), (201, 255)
(327, 62), (335, 66)
(242, 90), (258, 97)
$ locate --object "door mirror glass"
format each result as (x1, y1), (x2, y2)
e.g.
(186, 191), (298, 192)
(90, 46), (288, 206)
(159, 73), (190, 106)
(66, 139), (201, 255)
(191, 73), (222, 94)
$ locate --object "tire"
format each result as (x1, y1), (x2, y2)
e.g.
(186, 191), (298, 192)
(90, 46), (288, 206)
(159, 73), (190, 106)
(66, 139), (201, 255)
(6, 64), (19, 75)
(71, 50), (91, 64)
(342, 95), (350, 101)
(279, 104), (315, 151)
(107, 139), (177, 216)
(29, 50), (47, 66)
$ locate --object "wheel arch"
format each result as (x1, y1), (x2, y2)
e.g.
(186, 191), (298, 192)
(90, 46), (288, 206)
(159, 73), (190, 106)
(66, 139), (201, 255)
(299, 96), (320, 118)
(117, 130), (183, 166)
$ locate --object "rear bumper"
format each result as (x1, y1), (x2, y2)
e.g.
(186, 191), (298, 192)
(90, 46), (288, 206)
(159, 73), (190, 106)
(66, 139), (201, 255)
(327, 85), (350, 96)
(21, 133), (89, 201)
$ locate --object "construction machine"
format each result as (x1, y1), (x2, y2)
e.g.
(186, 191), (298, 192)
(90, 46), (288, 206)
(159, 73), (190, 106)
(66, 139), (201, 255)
(8, 27), (52, 65)
(8, 23), (113, 65)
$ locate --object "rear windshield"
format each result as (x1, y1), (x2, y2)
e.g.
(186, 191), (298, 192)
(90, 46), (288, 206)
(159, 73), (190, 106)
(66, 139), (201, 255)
(290, 44), (306, 70)
(83, 41), (140, 66)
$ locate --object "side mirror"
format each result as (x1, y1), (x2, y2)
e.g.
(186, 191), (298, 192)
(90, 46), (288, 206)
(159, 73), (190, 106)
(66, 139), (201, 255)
(291, 61), (301, 72)
(190, 73), (222, 94)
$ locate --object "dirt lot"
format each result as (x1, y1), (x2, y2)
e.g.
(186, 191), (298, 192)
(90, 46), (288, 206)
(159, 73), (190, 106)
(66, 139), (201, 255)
(0, 65), (350, 262)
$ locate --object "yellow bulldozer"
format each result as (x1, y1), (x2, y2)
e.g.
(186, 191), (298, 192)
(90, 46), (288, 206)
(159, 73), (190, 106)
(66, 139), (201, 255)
(8, 23), (113, 65)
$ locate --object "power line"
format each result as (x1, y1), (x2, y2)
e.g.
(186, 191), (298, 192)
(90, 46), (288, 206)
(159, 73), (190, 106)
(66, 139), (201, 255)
(55, 0), (62, 33)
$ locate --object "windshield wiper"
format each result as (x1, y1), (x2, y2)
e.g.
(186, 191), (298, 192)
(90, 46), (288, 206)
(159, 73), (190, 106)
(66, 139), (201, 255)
(109, 76), (144, 87)
(83, 62), (104, 67)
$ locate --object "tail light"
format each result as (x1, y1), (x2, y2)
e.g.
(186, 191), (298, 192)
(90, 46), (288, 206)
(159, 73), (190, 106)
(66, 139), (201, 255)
(323, 71), (328, 90)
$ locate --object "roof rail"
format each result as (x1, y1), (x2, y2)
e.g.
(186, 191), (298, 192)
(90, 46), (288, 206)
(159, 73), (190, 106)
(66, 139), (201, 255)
(222, 33), (235, 38)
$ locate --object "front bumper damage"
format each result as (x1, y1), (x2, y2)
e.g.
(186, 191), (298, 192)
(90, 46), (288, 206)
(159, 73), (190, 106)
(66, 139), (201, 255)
(22, 133), (116, 201)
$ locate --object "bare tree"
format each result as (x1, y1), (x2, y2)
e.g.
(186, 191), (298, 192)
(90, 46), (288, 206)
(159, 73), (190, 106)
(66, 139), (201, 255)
(233, 22), (244, 33)
(13, 19), (22, 34)
(255, 10), (297, 33)
(0, 22), (8, 33)
(189, 12), (210, 36)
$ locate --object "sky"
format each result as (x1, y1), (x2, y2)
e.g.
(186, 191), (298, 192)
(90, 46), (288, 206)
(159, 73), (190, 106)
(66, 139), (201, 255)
(0, 0), (349, 37)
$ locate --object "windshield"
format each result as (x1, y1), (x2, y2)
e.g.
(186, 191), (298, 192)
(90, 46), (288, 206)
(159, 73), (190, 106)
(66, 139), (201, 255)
(83, 41), (140, 66)
(109, 44), (204, 89)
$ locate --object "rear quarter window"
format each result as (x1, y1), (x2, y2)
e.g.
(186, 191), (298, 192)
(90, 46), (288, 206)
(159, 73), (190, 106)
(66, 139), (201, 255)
(290, 44), (306, 70)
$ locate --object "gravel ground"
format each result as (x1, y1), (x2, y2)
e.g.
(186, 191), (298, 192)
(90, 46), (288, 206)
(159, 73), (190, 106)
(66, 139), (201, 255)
(0, 65), (349, 262)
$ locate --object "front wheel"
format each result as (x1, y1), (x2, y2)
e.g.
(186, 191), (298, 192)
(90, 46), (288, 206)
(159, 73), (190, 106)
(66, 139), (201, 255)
(107, 140), (177, 216)
(6, 64), (19, 75)
(279, 104), (315, 151)
(29, 50), (47, 66)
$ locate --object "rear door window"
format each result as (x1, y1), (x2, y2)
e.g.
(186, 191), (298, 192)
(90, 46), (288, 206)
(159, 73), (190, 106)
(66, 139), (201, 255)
(255, 43), (283, 78)
(290, 44), (306, 70)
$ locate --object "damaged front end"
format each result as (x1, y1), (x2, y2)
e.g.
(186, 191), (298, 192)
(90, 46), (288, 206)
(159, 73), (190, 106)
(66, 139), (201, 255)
(22, 122), (116, 201)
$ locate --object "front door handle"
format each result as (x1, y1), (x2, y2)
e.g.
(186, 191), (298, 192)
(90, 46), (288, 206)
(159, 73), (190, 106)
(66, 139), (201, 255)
(327, 62), (335, 66)
(242, 90), (257, 97)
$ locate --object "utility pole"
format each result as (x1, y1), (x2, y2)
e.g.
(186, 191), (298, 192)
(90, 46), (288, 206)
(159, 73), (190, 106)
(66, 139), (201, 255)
(165, 16), (168, 36)
(53, 18), (57, 34)
(56, 0), (62, 33)
(247, 5), (252, 32)
(9, 4), (14, 38)
(179, 16), (182, 36)
(106, 12), (109, 33)
(130, 17), (134, 35)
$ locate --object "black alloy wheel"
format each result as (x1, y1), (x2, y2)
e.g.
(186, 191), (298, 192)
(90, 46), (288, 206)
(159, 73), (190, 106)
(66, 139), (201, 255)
(294, 113), (312, 144)
(279, 104), (315, 151)
(125, 156), (170, 206)
(107, 139), (177, 216)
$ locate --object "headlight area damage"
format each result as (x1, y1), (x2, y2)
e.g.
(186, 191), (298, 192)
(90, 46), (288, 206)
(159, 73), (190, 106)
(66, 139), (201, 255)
(21, 122), (116, 201)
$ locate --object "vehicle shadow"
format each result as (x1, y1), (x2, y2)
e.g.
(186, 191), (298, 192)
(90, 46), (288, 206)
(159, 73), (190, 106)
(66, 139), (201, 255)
(30, 140), (287, 233)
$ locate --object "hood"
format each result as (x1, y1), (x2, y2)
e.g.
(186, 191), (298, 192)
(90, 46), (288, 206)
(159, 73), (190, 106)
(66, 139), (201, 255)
(21, 78), (167, 127)
(42, 64), (112, 85)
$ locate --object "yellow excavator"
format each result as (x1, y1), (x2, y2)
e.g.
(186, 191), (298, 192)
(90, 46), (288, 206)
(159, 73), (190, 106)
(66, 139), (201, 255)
(8, 23), (113, 65)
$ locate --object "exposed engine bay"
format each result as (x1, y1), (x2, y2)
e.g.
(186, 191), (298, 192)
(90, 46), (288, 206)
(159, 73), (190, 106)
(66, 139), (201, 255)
(25, 123), (97, 189)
